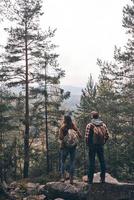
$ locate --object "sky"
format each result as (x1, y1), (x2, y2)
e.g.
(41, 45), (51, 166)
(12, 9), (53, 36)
(0, 0), (130, 88)
(41, 0), (129, 87)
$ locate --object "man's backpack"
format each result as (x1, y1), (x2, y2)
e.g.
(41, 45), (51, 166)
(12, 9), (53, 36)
(63, 129), (78, 148)
(92, 124), (108, 145)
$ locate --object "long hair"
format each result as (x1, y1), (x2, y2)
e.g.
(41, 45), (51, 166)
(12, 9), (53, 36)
(63, 115), (73, 128)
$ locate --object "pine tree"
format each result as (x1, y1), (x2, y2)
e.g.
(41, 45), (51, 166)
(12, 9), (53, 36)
(1, 0), (44, 178)
(113, 1), (134, 179)
(1, 0), (70, 176)
(114, 0), (134, 129)
(75, 75), (97, 174)
(90, 0), (134, 179)
(30, 50), (69, 173)
(0, 87), (17, 181)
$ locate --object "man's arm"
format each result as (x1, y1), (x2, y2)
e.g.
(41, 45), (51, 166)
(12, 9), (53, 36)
(85, 123), (92, 145)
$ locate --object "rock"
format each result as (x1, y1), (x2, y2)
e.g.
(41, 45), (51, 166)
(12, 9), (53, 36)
(6, 174), (134, 200)
(22, 194), (47, 200)
(26, 182), (38, 195)
(45, 181), (87, 200)
(87, 183), (134, 200)
(82, 172), (119, 184)
(8, 181), (47, 200)
(54, 198), (65, 200)
(44, 173), (134, 200)
(10, 190), (16, 196)
(82, 175), (88, 182)
(38, 194), (47, 200)
(10, 181), (18, 189)
(38, 184), (46, 193)
(26, 182), (37, 188)
(14, 187), (21, 192)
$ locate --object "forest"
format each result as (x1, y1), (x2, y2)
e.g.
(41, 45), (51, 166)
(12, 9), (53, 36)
(0, 0), (133, 199)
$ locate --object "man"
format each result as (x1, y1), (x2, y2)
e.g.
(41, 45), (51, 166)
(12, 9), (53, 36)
(85, 111), (109, 184)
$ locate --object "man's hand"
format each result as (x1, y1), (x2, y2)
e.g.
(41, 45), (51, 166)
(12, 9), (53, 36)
(86, 137), (89, 146)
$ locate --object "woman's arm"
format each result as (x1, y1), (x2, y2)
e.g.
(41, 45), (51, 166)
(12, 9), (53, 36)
(73, 123), (82, 138)
(59, 126), (65, 140)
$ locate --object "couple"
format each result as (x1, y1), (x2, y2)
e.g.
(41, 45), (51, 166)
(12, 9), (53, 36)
(59, 111), (109, 185)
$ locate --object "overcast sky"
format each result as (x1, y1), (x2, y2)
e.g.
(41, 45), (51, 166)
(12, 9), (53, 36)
(1, 0), (130, 87)
(41, 0), (130, 87)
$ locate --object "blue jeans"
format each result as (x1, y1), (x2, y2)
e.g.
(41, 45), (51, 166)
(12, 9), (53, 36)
(60, 146), (76, 176)
(88, 144), (106, 183)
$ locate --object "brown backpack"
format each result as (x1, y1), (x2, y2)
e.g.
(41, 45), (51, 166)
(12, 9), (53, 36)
(92, 124), (108, 145)
(63, 129), (79, 148)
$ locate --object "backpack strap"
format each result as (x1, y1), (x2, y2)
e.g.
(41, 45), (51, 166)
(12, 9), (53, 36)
(59, 125), (68, 140)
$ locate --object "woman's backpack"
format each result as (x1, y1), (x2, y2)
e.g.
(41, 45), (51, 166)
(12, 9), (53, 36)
(63, 129), (79, 148)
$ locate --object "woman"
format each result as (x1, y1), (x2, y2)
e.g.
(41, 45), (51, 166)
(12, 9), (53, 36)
(59, 115), (82, 184)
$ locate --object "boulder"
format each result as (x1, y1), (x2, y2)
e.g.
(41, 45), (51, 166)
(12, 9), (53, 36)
(44, 173), (134, 200)
(82, 172), (119, 184)
(45, 181), (88, 200)
(26, 182), (38, 195)
(87, 182), (134, 200)
(10, 181), (18, 189)
(54, 198), (65, 200)
(38, 184), (46, 193)
(23, 194), (47, 200)
(5, 174), (134, 200)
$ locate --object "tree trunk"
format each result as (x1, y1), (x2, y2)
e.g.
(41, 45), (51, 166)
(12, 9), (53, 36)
(45, 60), (50, 173)
(23, 20), (29, 178)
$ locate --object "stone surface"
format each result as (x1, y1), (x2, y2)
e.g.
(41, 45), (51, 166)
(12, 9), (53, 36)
(44, 173), (134, 200)
(54, 198), (65, 200)
(10, 181), (18, 189)
(26, 182), (37, 188)
(22, 194), (47, 200)
(87, 183), (134, 200)
(38, 184), (46, 193)
(45, 181), (88, 200)
(82, 172), (119, 184)
(26, 182), (38, 194)
(6, 174), (134, 200)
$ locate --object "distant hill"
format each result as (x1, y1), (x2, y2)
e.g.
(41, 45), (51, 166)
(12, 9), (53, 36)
(9, 84), (83, 110)
(62, 85), (83, 110)
(62, 85), (83, 96)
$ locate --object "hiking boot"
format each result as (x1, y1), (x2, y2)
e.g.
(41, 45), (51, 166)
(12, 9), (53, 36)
(60, 178), (65, 182)
(65, 171), (70, 180)
(88, 178), (93, 184)
(100, 178), (105, 183)
(60, 174), (65, 182)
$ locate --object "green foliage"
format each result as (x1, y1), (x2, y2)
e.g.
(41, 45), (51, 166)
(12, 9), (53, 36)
(1, 0), (133, 184)
(75, 0), (134, 182)
(0, 0), (69, 178)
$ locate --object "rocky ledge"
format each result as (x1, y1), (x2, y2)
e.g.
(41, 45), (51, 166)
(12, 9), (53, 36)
(45, 173), (134, 200)
(1, 173), (134, 200)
